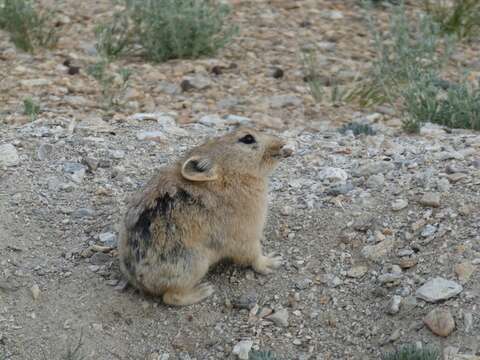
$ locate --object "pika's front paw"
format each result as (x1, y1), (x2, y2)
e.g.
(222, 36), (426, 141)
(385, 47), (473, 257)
(163, 282), (214, 306)
(252, 252), (283, 275)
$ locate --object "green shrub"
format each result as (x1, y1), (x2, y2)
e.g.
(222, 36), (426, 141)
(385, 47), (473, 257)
(362, 1), (452, 104)
(23, 97), (40, 120)
(339, 122), (376, 136)
(382, 344), (440, 360)
(402, 73), (480, 132)
(424, 0), (480, 40)
(0, 0), (57, 52)
(87, 60), (132, 109)
(96, 0), (237, 62)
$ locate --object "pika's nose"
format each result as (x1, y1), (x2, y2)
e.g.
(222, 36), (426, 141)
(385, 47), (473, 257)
(280, 142), (294, 158)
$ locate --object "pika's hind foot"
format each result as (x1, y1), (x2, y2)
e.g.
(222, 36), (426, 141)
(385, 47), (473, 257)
(252, 252), (282, 275)
(163, 283), (214, 306)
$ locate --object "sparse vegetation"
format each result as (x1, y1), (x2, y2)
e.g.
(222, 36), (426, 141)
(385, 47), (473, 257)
(339, 121), (376, 136)
(333, 1), (480, 132)
(0, 0), (57, 52)
(301, 48), (358, 105)
(95, 0), (237, 62)
(382, 344), (440, 360)
(23, 97), (40, 121)
(86, 60), (132, 109)
(402, 74), (480, 132)
(249, 350), (280, 360)
(424, 0), (480, 40)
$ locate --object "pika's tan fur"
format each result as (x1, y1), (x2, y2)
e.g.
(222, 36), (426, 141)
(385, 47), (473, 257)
(118, 127), (292, 306)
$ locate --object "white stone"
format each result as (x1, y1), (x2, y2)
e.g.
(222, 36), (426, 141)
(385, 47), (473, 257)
(0, 144), (19, 167)
(232, 340), (253, 360)
(318, 167), (348, 185)
(416, 277), (463, 303)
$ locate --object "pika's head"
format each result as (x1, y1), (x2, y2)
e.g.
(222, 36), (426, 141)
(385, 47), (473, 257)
(179, 127), (292, 183)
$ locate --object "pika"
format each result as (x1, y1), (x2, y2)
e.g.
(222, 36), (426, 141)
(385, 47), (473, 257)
(118, 127), (292, 306)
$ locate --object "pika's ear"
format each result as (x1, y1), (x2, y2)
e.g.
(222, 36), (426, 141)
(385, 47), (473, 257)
(181, 156), (218, 182)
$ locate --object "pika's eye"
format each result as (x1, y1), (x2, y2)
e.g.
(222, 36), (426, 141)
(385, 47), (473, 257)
(238, 134), (256, 144)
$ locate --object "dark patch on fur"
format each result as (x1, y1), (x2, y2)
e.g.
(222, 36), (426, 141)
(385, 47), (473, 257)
(123, 255), (136, 277)
(127, 188), (202, 263)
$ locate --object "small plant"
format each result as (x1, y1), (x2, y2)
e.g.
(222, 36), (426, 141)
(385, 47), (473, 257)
(96, 0), (237, 62)
(61, 331), (86, 360)
(301, 48), (357, 105)
(23, 97), (40, 120)
(339, 122), (376, 136)
(382, 344), (440, 360)
(0, 0), (57, 52)
(424, 0), (480, 40)
(87, 60), (132, 109)
(301, 48), (324, 102)
(249, 350), (280, 360)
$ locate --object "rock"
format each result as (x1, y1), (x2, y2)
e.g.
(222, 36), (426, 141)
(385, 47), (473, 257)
(321, 10), (344, 19)
(366, 174), (384, 188)
(347, 265), (368, 278)
(378, 273), (402, 284)
(421, 224), (437, 238)
(392, 199), (408, 211)
(448, 173), (467, 183)
(232, 291), (257, 310)
(398, 257), (417, 269)
(265, 308), (289, 327)
(318, 167), (348, 185)
(269, 95), (302, 108)
(198, 114), (226, 128)
(423, 308), (455, 337)
(99, 232), (117, 248)
(83, 157), (99, 172)
(136, 131), (167, 142)
(353, 161), (394, 177)
(463, 312), (473, 333)
(361, 239), (395, 261)
(90, 252), (111, 266)
(30, 284), (41, 300)
(20, 79), (52, 87)
(110, 150), (125, 159)
(218, 96), (240, 109)
(353, 216), (374, 232)
(420, 123), (445, 138)
(419, 192), (441, 208)
(76, 116), (114, 134)
(436, 178), (451, 192)
(181, 74), (211, 91)
(0, 144), (20, 167)
(63, 162), (87, 184)
(224, 114), (251, 126)
(326, 182), (354, 196)
(271, 67), (284, 79)
(454, 262), (475, 284)
(72, 208), (95, 219)
(232, 340), (253, 360)
(37, 143), (54, 161)
(416, 277), (463, 302)
(295, 278), (313, 290)
(388, 295), (402, 314)
(156, 81), (181, 95)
